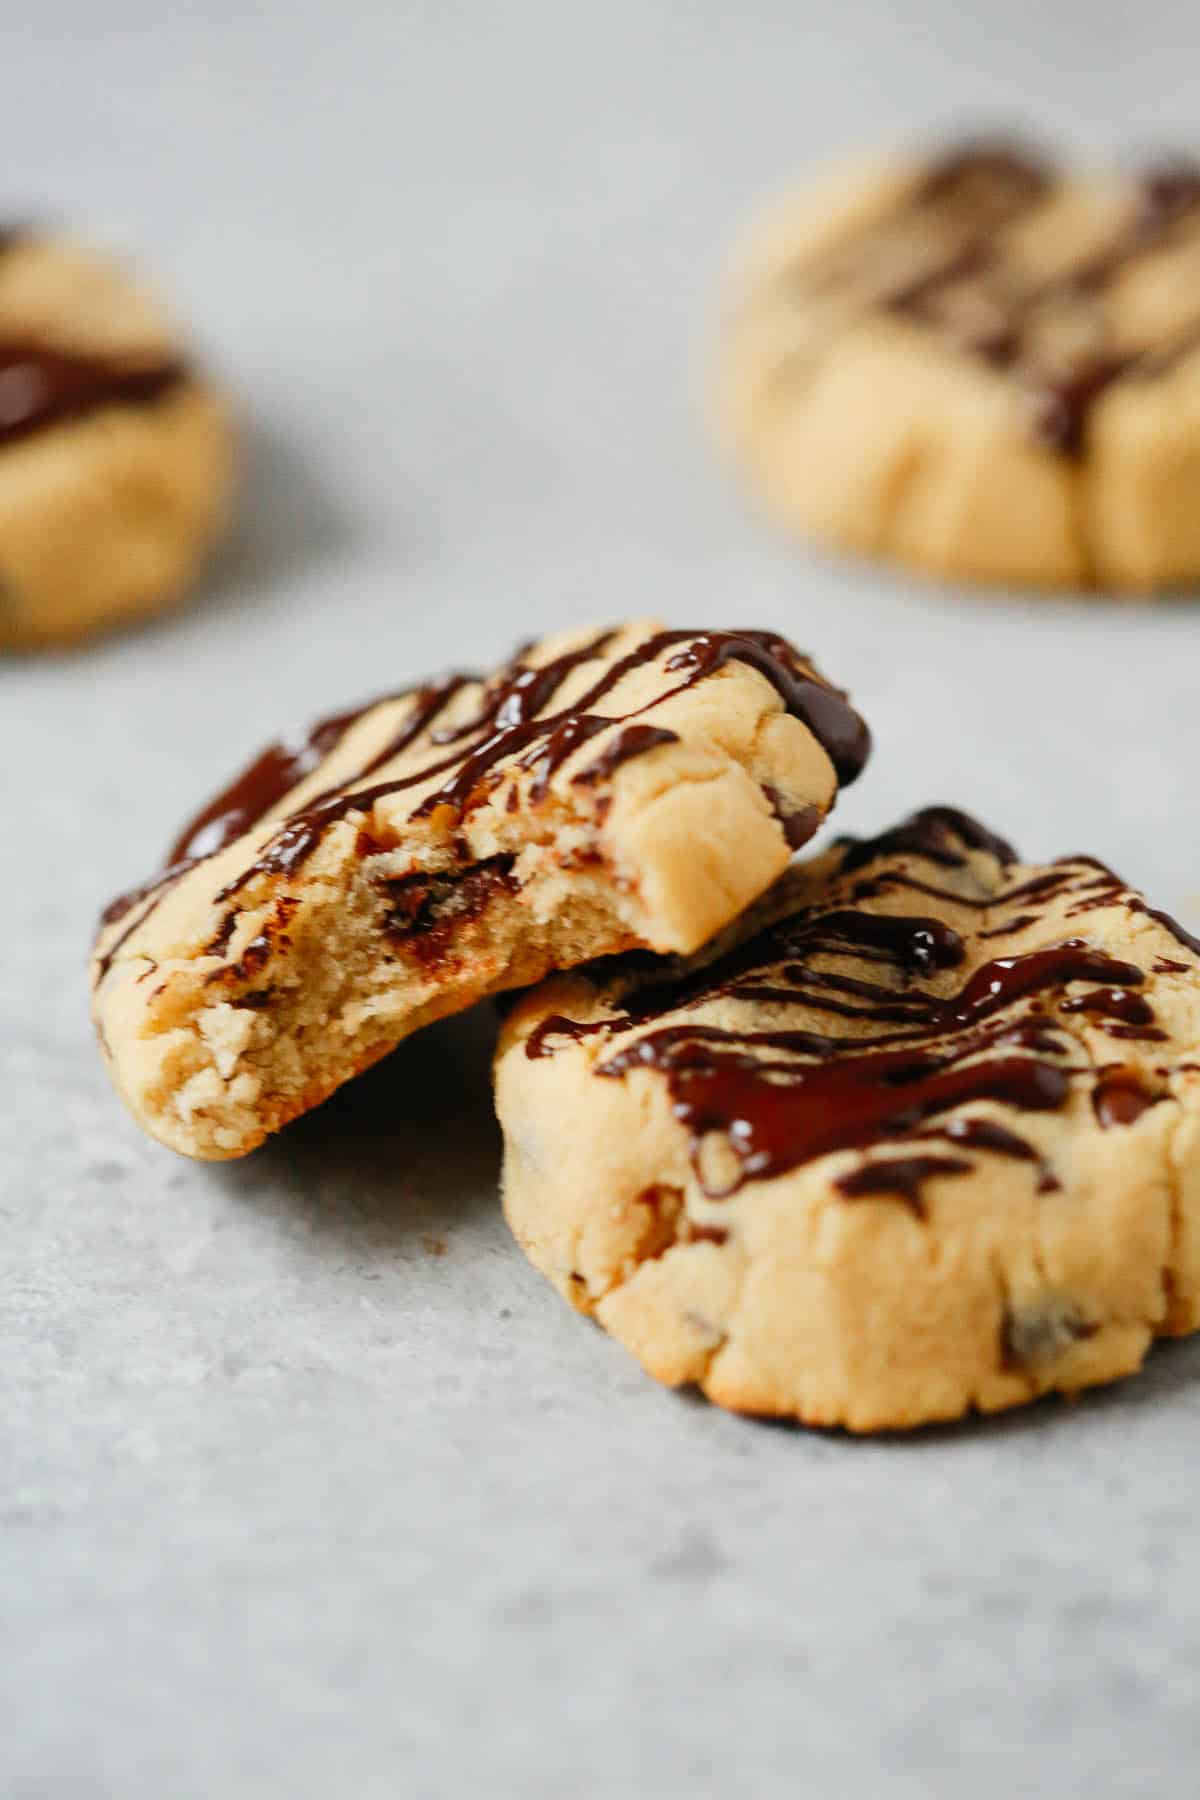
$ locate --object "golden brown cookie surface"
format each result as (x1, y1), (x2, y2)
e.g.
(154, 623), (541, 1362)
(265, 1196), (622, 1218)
(717, 142), (1200, 592)
(496, 807), (1200, 1430)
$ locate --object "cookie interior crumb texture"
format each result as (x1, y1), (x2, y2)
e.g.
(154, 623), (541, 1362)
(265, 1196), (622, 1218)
(716, 140), (1200, 593)
(496, 807), (1200, 1431)
(0, 227), (233, 648)
(91, 620), (870, 1160)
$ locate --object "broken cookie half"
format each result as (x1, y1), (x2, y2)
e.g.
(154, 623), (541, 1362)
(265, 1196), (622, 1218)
(91, 619), (869, 1158)
(495, 806), (1200, 1432)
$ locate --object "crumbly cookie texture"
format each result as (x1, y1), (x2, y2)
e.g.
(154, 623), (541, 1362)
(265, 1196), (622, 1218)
(91, 620), (869, 1160)
(0, 229), (233, 648)
(715, 140), (1200, 593)
(496, 807), (1200, 1432)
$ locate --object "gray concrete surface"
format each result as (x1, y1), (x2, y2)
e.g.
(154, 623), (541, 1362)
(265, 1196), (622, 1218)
(4, 3), (1200, 1795)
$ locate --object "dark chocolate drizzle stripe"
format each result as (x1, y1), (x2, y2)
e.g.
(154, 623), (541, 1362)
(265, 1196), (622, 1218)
(815, 142), (1200, 455)
(94, 628), (869, 981)
(834, 1154), (972, 1215)
(837, 804), (1017, 874)
(215, 628), (866, 895)
(92, 689), (425, 970)
(527, 808), (1195, 1204)
(0, 342), (188, 447)
(166, 696), (406, 868)
(0, 226), (193, 443)
(0, 228), (193, 443)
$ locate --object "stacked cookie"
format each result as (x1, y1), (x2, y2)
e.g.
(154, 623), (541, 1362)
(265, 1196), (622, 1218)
(90, 623), (1200, 1431)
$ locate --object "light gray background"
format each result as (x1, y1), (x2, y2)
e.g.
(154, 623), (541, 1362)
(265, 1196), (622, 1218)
(4, 4), (1200, 1795)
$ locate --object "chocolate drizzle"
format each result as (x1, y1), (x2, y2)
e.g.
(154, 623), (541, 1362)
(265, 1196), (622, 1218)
(597, 1027), (1072, 1199)
(167, 697), (395, 866)
(1129, 900), (1200, 959)
(930, 1115), (1060, 1193)
(212, 679), (472, 900)
(660, 631), (870, 787)
(0, 227), (194, 444)
(570, 725), (681, 791)
(0, 341), (187, 447)
(821, 140), (1200, 455)
(839, 805), (1017, 875)
(835, 1154), (972, 1215)
(529, 808), (1196, 1209)
(95, 627), (869, 982)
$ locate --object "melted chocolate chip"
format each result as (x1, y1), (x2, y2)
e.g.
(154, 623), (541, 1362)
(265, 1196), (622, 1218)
(1002, 1300), (1097, 1370)
(378, 855), (518, 961)
(762, 793), (823, 851)
(1092, 1069), (1161, 1129)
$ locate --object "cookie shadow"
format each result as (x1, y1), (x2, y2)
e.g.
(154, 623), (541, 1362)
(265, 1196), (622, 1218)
(205, 1003), (504, 1253)
(204, 412), (359, 608)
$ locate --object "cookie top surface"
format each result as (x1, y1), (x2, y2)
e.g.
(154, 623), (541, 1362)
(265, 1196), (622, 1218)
(496, 807), (1200, 1430)
(747, 140), (1200, 457)
(92, 620), (869, 1158)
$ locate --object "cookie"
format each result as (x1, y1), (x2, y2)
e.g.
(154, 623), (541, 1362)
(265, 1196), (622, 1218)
(0, 227), (233, 648)
(91, 620), (870, 1159)
(716, 140), (1200, 592)
(496, 806), (1200, 1431)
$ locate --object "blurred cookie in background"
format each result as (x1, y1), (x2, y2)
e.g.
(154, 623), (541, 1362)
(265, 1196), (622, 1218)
(0, 227), (233, 649)
(714, 139), (1200, 595)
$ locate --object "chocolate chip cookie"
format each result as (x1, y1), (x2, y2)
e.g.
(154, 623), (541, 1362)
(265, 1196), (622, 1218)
(716, 140), (1200, 592)
(496, 807), (1200, 1430)
(91, 621), (869, 1158)
(0, 227), (232, 648)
